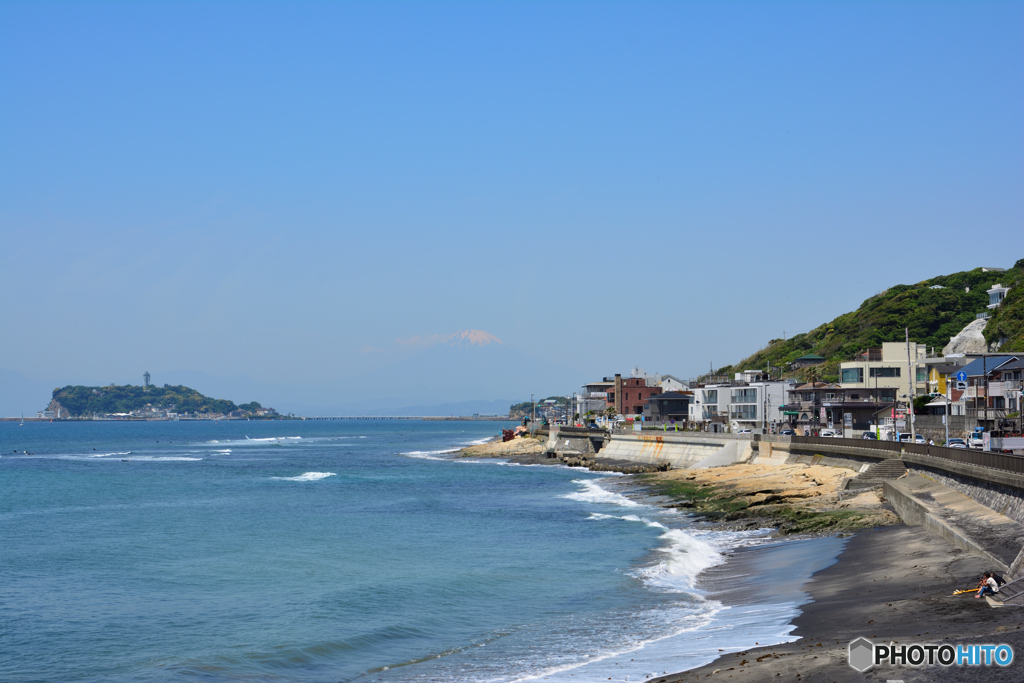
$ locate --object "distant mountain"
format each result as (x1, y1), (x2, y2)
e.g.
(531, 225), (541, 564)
(443, 329), (504, 349)
(719, 261), (1024, 381)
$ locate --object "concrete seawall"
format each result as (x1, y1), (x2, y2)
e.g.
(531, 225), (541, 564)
(546, 429), (753, 469)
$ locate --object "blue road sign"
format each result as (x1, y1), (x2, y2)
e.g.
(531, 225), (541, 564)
(956, 371), (967, 382)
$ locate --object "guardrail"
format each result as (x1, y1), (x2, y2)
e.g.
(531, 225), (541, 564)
(900, 442), (1024, 474)
(552, 426), (608, 436)
(760, 434), (1024, 475)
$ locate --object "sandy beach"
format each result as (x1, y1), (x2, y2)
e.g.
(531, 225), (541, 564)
(651, 523), (1022, 682)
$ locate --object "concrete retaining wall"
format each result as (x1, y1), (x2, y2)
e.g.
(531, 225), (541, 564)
(583, 433), (752, 469)
(883, 475), (1024, 577)
(906, 466), (1024, 527)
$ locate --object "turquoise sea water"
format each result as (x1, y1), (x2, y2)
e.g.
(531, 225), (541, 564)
(0, 421), (844, 682)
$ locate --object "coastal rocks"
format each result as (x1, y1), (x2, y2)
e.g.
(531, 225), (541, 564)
(644, 462), (900, 534)
(459, 435), (545, 458)
(560, 454), (669, 474)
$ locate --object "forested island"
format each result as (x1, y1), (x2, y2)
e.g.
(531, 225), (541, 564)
(45, 384), (280, 419)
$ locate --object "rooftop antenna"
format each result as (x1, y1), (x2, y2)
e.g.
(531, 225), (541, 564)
(143, 371), (151, 388)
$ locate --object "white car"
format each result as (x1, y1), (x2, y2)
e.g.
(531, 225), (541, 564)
(820, 430), (842, 438)
(736, 429), (752, 435)
(969, 435), (984, 449)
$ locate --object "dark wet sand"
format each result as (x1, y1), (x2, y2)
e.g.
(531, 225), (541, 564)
(653, 525), (1024, 682)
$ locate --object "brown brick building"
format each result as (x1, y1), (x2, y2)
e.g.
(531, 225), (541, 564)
(608, 373), (662, 416)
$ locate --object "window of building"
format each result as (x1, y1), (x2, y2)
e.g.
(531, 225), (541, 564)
(841, 368), (863, 383)
(916, 368), (927, 382)
(624, 392), (628, 401)
(869, 367), (901, 378)
(824, 393), (836, 401)
(703, 390), (718, 404)
(803, 392), (814, 401)
(731, 405), (757, 419)
(732, 388), (757, 403)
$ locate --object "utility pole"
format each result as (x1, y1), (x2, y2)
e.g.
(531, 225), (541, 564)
(982, 355), (988, 433)
(907, 328), (916, 442)
(531, 393), (535, 427)
(945, 372), (950, 446)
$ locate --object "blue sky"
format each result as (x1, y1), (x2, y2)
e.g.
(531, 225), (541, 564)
(1, 1), (1022, 413)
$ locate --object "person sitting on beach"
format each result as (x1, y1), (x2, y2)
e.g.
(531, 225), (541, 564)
(976, 572), (1000, 599)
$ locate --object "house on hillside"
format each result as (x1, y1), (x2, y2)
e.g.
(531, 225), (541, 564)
(988, 283), (1011, 310)
(789, 354), (826, 370)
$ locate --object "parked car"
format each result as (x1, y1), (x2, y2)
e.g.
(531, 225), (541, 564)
(779, 429), (795, 436)
(897, 433), (912, 442)
(947, 438), (967, 449)
(914, 434), (927, 444)
(736, 428), (752, 435)
(969, 434), (984, 449)
(820, 430), (843, 438)
(862, 432), (878, 440)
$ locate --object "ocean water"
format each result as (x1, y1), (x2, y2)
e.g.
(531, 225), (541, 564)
(0, 421), (844, 683)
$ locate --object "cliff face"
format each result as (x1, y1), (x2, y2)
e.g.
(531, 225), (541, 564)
(44, 398), (68, 416)
(942, 318), (991, 355)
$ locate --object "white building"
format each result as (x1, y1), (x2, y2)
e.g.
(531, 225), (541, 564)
(987, 283), (1011, 310)
(688, 380), (791, 433)
(658, 374), (690, 392)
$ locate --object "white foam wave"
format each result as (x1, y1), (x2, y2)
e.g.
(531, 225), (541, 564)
(584, 508), (726, 591)
(207, 436), (302, 445)
(114, 456), (202, 462)
(588, 512), (667, 529)
(88, 451), (132, 458)
(274, 471), (336, 482)
(560, 479), (641, 507)
(634, 528), (724, 592)
(213, 449), (232, 454)
(143, 457), (203, 461)
(401, 448), (460, 460)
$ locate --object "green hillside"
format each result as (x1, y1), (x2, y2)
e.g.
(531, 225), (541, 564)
(51, 384), (265, 417)
(719, 260), (1024, 381)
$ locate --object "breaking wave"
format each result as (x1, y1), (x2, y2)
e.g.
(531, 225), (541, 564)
(560, 479), (641, 507)
(273, 472), (336, 482)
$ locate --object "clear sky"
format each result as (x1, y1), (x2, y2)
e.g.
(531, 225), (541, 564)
(1, 1), (1022, 413)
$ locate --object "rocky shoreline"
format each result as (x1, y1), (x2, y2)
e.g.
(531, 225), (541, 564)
(459, 435), (671, 472)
